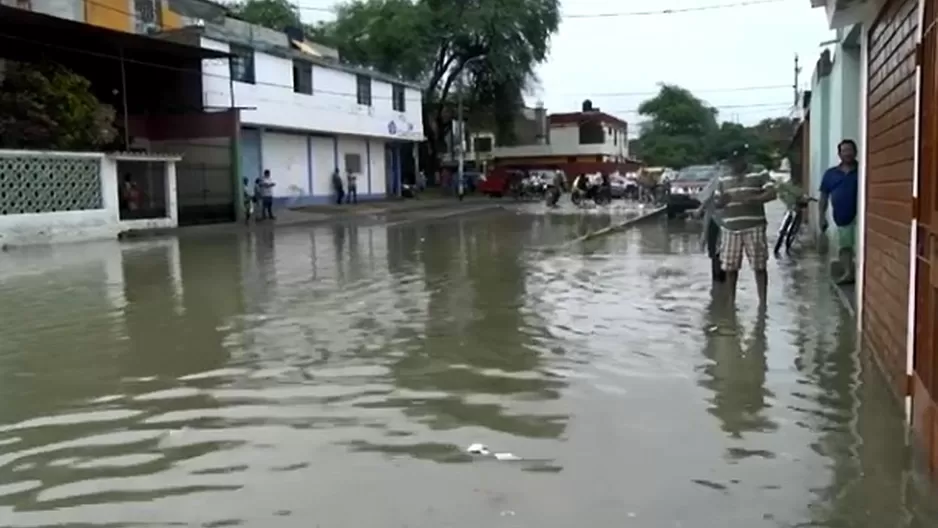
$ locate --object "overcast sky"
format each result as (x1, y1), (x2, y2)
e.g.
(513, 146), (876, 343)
(297, 0), (832, 132)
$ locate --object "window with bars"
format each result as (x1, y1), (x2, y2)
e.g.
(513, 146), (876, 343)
(356, 75), (372, 106)
(134, 0), (160, 34)
(229, 45), (255, 84)
(392, 84), (406, 112)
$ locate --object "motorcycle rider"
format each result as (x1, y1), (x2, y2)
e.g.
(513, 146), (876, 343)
(547, 170), (566, 207)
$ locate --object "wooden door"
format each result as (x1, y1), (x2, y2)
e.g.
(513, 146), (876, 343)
(913, 0), (938, 478)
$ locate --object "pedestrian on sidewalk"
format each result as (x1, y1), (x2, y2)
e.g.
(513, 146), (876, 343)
(332, 170), (345, 205)
(714, 144), (776, 307)
(257, 170), (276, 220)
(819, 139), (859, 285)
(346, 169), (358, 204)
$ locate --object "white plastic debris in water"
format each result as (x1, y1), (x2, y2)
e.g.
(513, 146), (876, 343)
(467, 443), (521, 461)
(467, 443), (490, 455)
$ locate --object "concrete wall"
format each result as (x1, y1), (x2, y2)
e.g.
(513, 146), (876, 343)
(0, 151), (177, 246)
(542, 124), (629, 158)
(246, 129), (395, 205)
(806, 26), (862, 251)
(200, 38), (424, 142)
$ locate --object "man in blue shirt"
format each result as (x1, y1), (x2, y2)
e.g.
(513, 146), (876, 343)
(819, 139), (859, 284)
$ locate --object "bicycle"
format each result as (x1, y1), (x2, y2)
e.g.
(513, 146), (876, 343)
(774, 195), (816, 255)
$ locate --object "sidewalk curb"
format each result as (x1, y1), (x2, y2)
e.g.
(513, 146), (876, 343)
(556, 205), (667, 249)
(120, 202), (503, 241)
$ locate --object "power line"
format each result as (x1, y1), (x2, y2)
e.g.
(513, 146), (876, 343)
(557, 84), (791, 97)
(293, 0), (786, 18)
(609, 102), (792, 114)
(563, 0), (785, 18)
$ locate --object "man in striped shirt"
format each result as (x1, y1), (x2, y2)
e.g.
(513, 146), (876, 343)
(714, 144), (777, 307)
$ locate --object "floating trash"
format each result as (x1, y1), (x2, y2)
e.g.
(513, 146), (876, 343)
(467, 443), (521, 461)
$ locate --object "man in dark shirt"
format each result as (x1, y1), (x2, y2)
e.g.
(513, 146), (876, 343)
(819, 139), (859, 285)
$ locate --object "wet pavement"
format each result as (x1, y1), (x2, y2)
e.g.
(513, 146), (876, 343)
(1, 203), (937, 527)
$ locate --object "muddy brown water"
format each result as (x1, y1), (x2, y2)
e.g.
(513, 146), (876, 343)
(1, 204), (937, 527)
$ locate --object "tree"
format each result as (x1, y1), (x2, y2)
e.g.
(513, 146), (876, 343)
(0, 62), (117, 151)
(631, 84), (718, 168)
(227, 0), (301, 31)
(305, 0), (561, 172)
(632, 84), (794, 170)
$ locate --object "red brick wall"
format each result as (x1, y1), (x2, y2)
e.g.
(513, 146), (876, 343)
(863, 0), (919, 399)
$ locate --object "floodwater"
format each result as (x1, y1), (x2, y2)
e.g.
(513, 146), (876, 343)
(1, 204), (937, 528)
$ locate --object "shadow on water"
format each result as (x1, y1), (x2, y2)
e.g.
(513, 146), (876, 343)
(0, 204), (937, 526)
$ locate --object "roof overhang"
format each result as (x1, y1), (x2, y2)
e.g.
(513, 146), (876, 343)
(811, 0), (879, 30)
(0, 5), (230, 62)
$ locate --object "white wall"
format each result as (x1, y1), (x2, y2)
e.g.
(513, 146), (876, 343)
(549, 126), (578, 151)
(807, 35), (862, 251)
(337, 135), (367, 188)
(263, 131), (310, 198)
(546, 123), (628, 158)
(310, 136), (334, 196)
(369, 138), (387, 195)
(202, 38), (424, 141)
(0, 152), (177, 247)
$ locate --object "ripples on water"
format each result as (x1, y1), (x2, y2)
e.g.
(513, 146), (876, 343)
(0, 209), (937, 527)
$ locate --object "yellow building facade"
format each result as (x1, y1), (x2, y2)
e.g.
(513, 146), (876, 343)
(10, 0), (222, 34)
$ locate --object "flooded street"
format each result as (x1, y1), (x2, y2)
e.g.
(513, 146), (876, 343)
(1, 204), (937, 527)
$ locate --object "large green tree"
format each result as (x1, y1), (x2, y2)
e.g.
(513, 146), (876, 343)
(231, 0), (561, 173)
(632, 84), (795, 170)
(631, 85), (718, 169)
(0, 62), (116, 150)
(227, 0), (301, 30)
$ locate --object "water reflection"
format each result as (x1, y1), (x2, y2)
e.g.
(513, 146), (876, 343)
(699, 300), (775, 440)
(0, 208), (937, 527)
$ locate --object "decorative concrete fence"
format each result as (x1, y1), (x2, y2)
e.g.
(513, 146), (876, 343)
(0, 150), (181, 247)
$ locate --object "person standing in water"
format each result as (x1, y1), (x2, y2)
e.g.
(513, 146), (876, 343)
(714, 144), (776, 307)
(818, 139), (859, 284)
(346, 169), (358, 204)
(257, 170), (276, 220)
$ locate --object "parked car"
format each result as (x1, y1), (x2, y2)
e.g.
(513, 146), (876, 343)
(670, 165), (723, 195)
(610, 175), (639, 199)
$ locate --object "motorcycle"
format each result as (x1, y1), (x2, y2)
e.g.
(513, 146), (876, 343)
(571, 183), (610, 206)
(774, 195), (817, 255)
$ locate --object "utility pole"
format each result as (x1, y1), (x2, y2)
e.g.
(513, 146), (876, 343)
(456, 71), (465, 201)
(793, 54), (801, 108)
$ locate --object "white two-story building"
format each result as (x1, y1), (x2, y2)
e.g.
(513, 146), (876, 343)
(197, 19), (424, 205)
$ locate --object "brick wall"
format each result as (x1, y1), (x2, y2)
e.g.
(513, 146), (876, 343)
(863, 0), (918, 399)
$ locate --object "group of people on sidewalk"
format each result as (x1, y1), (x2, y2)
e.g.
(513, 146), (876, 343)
(241, 167), (369, 224)
(331, 169), (360, 205)
(243, 170), (276, 222)
(695, 139), (858, 308)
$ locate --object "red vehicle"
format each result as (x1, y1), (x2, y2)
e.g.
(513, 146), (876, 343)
(479, 167), (523, 197)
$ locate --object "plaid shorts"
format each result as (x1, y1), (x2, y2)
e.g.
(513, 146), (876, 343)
(720, 226), (769, 271)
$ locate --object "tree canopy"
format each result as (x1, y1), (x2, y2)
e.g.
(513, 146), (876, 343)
(0, 62), (116, 151)
(631, 84), (797, 170)
(229, 0), (561, 172)
(227, 0), (301, 31)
